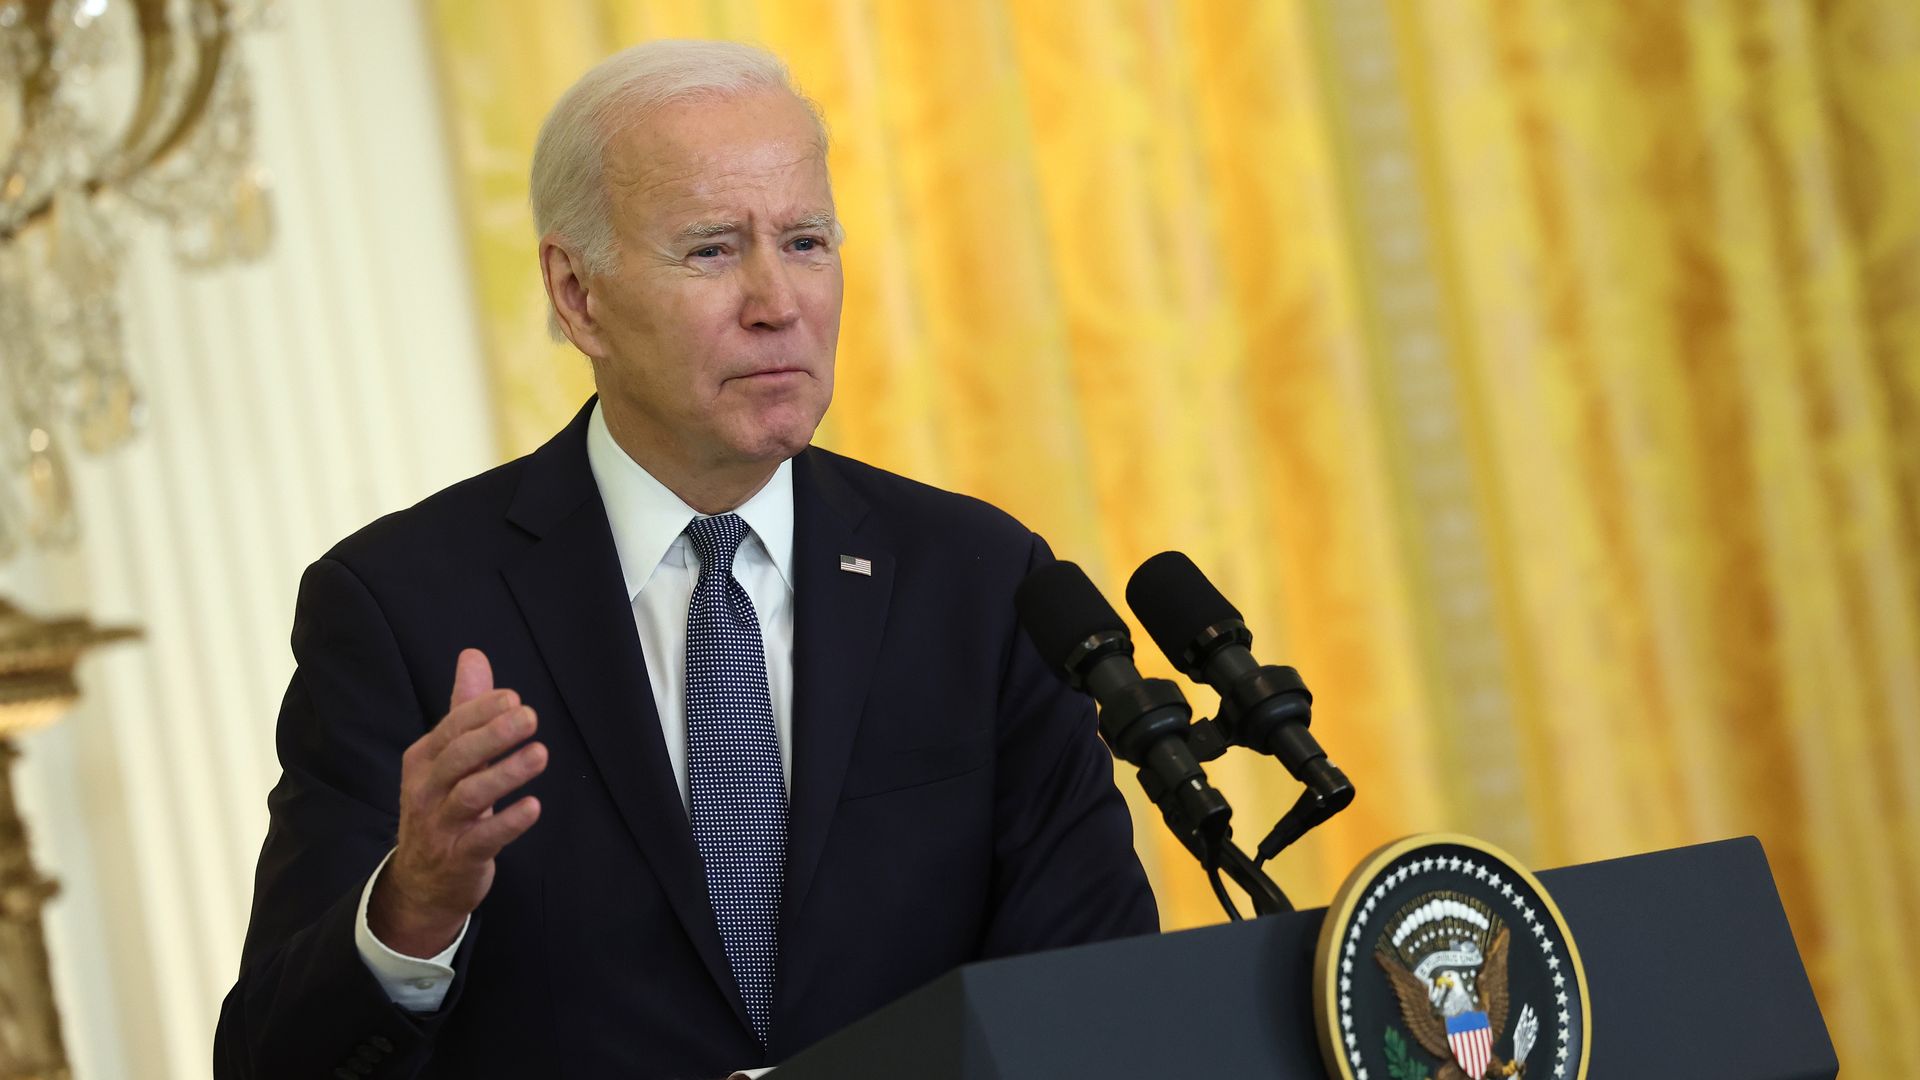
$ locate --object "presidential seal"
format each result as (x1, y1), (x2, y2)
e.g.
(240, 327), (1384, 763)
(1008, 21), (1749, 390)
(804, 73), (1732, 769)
(1313, 835), (1590, 1080)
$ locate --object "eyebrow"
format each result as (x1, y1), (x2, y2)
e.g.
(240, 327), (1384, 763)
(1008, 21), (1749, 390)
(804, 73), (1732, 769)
(674, 220), (740, 243)
(671, 212), (837, 245)
(787, 211), (836, 233)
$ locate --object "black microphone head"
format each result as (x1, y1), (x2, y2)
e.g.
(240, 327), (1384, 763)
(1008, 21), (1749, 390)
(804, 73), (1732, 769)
(1125, 551), (1244, 673)
(1014, 561), (1130, 674)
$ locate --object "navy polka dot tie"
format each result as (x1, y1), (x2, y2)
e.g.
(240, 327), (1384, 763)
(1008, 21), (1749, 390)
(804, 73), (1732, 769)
(683, 513), (786, 1043)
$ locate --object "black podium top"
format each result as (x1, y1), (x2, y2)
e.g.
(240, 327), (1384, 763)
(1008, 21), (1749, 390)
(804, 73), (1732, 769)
(775, 836), (1835, 1079)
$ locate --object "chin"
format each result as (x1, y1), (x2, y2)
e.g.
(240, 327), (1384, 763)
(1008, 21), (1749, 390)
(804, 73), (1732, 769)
(730, 399), (829, 462)
(725, 420), (819, 466)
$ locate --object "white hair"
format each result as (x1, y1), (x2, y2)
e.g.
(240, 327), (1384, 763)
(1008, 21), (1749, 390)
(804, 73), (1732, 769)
(531, 40), (831, 340)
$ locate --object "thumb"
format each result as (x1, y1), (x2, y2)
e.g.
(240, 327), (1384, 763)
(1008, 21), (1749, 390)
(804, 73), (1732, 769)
(450, 647), (494, 708)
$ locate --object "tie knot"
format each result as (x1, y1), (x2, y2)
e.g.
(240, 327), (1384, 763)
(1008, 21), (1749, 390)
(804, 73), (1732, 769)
(685, 513), (750, 578)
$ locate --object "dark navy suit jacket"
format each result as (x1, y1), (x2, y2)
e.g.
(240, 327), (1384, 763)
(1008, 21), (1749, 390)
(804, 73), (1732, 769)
(214, 400), (1157, 1079)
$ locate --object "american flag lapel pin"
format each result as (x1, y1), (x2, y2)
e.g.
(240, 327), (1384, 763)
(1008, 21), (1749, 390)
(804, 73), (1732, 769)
(839, 553), (873, 576)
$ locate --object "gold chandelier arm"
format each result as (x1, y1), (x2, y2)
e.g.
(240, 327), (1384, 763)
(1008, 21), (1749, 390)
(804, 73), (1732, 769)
(0, 0), (59, 219)
(101, 0), (181, 177)
(11, 0), (56, 106)
(110, 0), (232, 181)
(0, 0), (236, 239)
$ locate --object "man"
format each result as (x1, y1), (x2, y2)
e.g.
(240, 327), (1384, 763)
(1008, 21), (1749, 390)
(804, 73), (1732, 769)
(214, 39), (1156, 1079)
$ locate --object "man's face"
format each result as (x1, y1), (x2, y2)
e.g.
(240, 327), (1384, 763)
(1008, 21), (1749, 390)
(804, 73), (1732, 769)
(580, 90), (841, 471)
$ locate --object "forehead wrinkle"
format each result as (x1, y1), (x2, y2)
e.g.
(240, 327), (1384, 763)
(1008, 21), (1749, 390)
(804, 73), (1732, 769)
(603, 156), (692, 234)
(600, 114), (836, 249)
(612, 135), (821, 195)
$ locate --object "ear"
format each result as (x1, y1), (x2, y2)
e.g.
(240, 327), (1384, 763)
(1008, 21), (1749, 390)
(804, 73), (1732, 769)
(540, 237), (606, 357)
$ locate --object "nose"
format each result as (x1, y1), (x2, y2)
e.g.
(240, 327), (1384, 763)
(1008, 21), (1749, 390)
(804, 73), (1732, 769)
(739, 245), (801, 331)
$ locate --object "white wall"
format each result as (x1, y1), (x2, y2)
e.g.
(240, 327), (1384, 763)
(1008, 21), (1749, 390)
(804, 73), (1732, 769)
(3, 3), (498, 1076)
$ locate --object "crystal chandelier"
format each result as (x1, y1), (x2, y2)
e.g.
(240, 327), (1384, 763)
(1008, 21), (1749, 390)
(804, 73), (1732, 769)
(0, 0), (275, 560)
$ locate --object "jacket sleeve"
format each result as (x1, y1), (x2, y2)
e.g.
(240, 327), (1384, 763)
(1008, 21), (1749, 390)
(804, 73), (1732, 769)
(214, 557), (474, 1079)
(976, 533), (1159, 958)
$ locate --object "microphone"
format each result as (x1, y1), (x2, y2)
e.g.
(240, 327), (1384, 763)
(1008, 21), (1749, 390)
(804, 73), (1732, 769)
(1014, 560), (1232, 859)
(1126, 552), (1354, 853)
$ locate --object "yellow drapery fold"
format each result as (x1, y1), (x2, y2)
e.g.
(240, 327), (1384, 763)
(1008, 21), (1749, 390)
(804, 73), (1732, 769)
(423, 1), (1920, 1071)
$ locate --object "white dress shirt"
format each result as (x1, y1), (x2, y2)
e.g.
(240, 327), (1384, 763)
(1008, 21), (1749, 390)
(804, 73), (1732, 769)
(354, 400), (797, 1019)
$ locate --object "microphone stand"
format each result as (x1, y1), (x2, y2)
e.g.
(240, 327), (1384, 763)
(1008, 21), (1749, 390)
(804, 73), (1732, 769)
(1135, 722), (1294, 918)
(1139, 710), (1355, 920)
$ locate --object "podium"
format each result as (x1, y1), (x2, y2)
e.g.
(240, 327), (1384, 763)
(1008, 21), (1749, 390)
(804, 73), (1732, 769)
(774, 837), (1836, 1079)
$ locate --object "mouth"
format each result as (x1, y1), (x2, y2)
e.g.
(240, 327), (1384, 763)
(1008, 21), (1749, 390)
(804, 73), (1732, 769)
(735, 367), (808, 381)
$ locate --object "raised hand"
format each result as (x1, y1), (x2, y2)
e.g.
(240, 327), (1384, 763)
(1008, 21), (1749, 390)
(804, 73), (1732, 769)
(367, 648), (548, 957)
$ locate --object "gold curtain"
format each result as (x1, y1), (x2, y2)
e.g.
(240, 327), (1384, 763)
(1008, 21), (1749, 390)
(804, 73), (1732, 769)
(423, 1), (1920, 1071)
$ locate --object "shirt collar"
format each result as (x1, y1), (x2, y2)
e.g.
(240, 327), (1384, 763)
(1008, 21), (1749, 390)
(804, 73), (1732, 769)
(585, 399), (795, 601)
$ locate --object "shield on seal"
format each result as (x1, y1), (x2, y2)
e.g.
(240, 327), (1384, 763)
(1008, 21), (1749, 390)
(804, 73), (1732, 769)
(1445, 1009), (1493, 1078)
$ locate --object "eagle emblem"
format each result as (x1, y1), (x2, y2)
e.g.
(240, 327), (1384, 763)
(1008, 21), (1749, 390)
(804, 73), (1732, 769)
(1375, 892), (1539, 1079)
(1313, 836), (1586, 1080)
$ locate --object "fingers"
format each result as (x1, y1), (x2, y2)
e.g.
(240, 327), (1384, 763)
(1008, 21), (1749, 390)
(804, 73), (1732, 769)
(416, 687), (521, 764)
(450, 647), (494, 709)
(452, 795), (542, 863)
(384, 653), (543, 932)
(428, 704), (540, 797)
(440, 739), (548, 825)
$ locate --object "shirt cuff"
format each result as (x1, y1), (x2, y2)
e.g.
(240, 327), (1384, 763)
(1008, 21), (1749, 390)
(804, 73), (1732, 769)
(728, 1070), (775, 1078)
(353, 848), (468, 1012)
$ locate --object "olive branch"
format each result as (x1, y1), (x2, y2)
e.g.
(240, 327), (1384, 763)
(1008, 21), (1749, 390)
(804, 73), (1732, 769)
(1383, 1026), (1431, 1080)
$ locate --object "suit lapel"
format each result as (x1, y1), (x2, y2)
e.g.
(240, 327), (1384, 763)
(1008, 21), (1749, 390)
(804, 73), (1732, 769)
(783, 448), (895, 922)
(500, 400), (751, 1034)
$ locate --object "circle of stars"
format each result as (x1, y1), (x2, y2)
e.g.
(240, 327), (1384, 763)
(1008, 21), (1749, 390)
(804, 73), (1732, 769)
(1334, 851), (1578, 1080)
